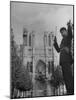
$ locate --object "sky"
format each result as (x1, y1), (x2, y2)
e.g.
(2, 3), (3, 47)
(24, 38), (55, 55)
(11, 2), (73, 46)
(11, 2), (73, 65)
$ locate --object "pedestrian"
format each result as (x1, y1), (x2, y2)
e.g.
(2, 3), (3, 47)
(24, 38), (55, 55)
(53, 21), (74, 95)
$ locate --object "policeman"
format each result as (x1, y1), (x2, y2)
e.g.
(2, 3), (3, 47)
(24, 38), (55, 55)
(54, 21), (74, 95)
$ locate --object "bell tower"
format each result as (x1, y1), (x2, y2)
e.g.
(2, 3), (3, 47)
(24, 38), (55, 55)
(23, 28), (28, 46)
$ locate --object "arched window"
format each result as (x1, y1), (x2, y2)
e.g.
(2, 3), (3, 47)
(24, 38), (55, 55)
(30, 62), (33, 72)
(23, 33), (27, 46)
(23, 28), (28, 46)
(48, 61), (51, 74)
(29, 34), (31, 46)
(44, 34), (47, 46)
(48, 34), (51, 46)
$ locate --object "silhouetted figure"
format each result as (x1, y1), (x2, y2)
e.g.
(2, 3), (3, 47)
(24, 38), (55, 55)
(54, 21), (74, 95)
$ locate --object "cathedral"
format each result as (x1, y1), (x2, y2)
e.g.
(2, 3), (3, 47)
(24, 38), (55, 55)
(20, 28), (55, 80)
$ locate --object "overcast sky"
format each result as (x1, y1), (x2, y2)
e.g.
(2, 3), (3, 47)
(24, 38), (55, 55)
(11, 2), (73, 65)
(11, 2), (73, 46)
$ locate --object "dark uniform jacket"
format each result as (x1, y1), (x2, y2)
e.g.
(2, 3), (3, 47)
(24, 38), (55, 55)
(54, 25), (72, 65)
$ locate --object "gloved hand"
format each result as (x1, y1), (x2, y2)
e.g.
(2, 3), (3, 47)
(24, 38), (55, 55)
(54, 36), (57, 43)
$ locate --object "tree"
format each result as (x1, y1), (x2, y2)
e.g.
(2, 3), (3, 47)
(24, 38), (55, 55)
(11, 28), (18, 98)
(11, 28), (33, 98)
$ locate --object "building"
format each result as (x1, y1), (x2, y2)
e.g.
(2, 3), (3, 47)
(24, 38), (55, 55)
(20, 28), (55, 80)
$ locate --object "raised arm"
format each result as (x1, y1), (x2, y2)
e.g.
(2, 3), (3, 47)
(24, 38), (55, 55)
(53, 36), (60, 53)
(67, 20), (72, 40)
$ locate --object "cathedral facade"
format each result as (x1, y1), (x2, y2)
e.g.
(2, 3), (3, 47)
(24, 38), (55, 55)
(20, 28), (55, 79)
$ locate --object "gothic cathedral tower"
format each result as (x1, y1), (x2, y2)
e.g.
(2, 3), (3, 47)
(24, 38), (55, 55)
(23, 28), (34, 70)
